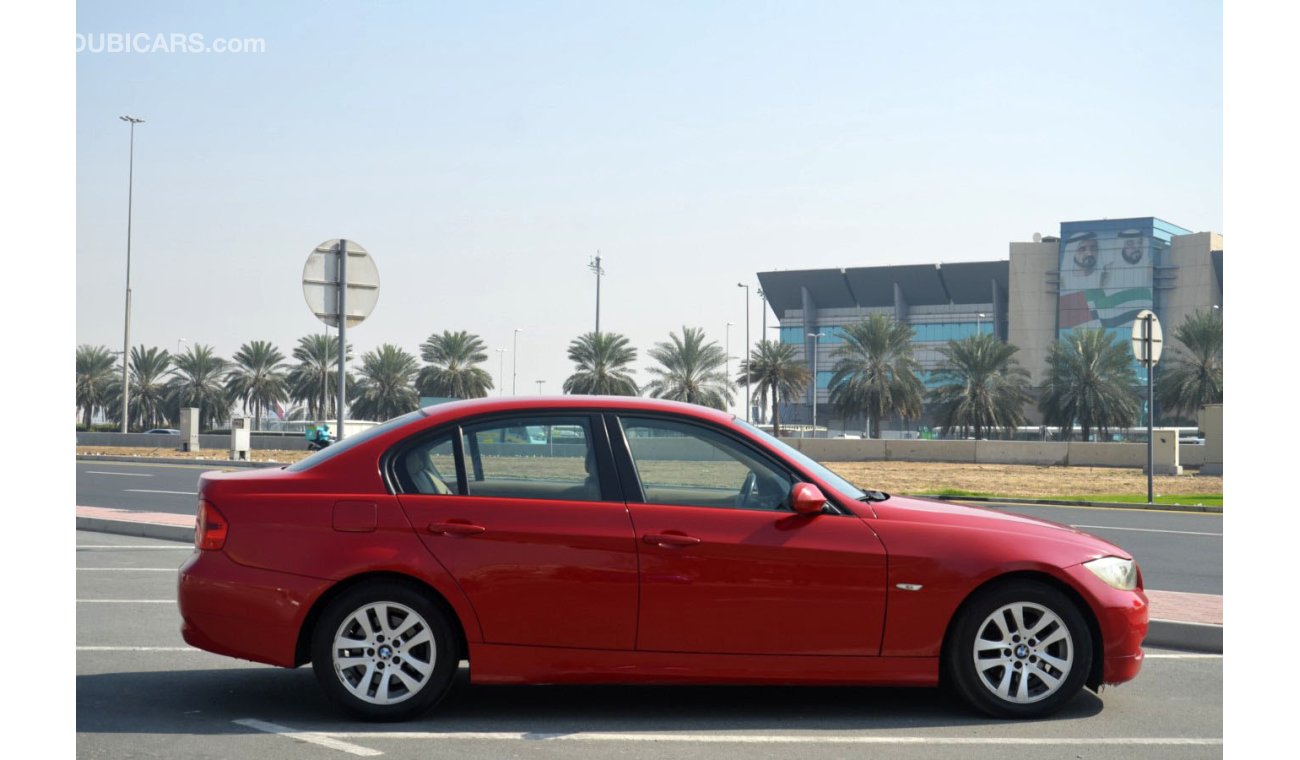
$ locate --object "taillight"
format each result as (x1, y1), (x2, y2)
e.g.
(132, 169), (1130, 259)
(196, 499), (228, 551)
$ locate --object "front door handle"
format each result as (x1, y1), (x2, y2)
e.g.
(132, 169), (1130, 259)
(643, 532), (701, 547)
(428, 521), (486, 536)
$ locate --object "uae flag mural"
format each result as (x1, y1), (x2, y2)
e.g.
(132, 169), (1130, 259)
(1057, 224), (1157, 340)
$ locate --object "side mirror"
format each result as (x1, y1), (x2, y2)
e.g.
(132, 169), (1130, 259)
(790, 482), (827, 514)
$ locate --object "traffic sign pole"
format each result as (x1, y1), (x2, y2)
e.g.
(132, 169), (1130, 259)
(1146, 313), (1154, 504)
(337, 239), (348, 441)
(1131, 310), (1163, 505)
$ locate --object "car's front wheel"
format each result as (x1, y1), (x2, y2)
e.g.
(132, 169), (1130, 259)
(310, 580), (458, 721)
(946, 580), (1092, 718)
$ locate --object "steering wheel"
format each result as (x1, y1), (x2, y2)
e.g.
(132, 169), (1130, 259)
(737, 471), (757, 508)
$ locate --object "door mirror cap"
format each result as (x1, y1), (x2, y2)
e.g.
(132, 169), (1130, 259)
(790, 482), (828, 514)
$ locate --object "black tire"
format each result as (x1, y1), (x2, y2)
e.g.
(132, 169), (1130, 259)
(945, 580), (1093, 719)
(310, 580), (458, 721)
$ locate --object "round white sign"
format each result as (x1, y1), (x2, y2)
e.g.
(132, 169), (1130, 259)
(302, 239), (380, 328)
(1130, 309), (1163, 366)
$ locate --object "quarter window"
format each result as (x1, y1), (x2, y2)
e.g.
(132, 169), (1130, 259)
(398, 432), (461, 495)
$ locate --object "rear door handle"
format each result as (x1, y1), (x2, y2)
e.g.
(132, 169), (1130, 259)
(428, 521), (486, 536)
(642, 533), (700, 547)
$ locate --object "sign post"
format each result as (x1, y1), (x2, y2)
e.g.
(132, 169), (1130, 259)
(303, 239), (380, 440)
(1131, 310), (1163, 504)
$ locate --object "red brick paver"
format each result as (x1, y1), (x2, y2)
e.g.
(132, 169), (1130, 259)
(1146, 589), (1223, 626)
(77, 505), (195, 529)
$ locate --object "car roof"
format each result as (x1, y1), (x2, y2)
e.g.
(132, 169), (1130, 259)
(419, 396), (738, 426)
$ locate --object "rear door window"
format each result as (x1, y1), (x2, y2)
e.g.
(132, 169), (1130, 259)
(461, 416), (602, 502)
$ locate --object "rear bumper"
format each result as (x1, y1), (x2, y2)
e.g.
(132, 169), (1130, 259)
(178, 550), (328, 668)
(1063, 565), (1149, 685)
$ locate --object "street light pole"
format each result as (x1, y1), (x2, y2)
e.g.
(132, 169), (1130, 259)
(536, 379), (546, 395)
(512, 328), (522, 395)
(119, 115), (144, 433)
(496, 348), (507, 395)
(807, 332), (825, 437)
(737, 283), (751, 422)
(588, 253), (605, 336)
(725, 322), (734, 415)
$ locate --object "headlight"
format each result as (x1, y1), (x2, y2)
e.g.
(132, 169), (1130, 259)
(1083, 556), (1138, 590)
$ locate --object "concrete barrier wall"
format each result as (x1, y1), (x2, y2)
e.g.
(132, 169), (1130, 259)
(1066, 442), (1146, 467)
(78, 432), (311, 451)
(1180, 444), (1205, 467)
(887, 440), (977, 463)
(780, 437), (1211, 470)
(783, 439), (887, 461)
(975, 441), (1069, 466)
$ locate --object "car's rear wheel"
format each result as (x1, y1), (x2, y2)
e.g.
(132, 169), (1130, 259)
(946, 580), (1092, 718)
(310, 581), (458, 721)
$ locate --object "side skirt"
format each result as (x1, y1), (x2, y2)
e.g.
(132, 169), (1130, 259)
(468, 644), (938, 686)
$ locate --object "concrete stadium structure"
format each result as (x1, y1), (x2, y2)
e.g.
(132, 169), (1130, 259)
(756, 217), (1223, 434)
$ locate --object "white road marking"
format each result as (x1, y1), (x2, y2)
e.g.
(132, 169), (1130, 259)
(85, 471), (153, 477)
(77, 646), (198, 651)
(125, 489), (198, 495)
(76, 599), (173, 603)
(77, 546), (192, 550)
(77, 568), (176, 572)
(338, 731), (1221, 746)
(1071, 524), (1222, 537)
(1145, 653), (1222, 659)
(235, 719), (383, 757)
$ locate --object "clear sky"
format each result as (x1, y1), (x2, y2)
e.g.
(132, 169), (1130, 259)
(75, 0), (1222, 411)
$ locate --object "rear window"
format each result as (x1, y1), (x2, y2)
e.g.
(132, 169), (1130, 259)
(286, 411), (426, 472)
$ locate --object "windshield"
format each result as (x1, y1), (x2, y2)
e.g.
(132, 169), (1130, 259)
(734, 419), (867, 501)
(286, 410), (426, 472)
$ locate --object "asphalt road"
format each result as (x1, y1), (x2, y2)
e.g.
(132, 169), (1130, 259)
(76, 530), (1222, 760)
(75, 460), (1223, 594)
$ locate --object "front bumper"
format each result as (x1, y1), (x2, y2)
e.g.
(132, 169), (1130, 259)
(1063, 564), (1149, 685)
(178, 549), (328, 668)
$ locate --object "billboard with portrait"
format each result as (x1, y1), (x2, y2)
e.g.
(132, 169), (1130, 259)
(1057, 225), (1155, 336)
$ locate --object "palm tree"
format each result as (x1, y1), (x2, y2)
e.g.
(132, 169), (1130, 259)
(827, 315), (925, 438)
(644, 326), (733, 410)
(76, 344), (119, 427)
(416, 330), (494, 399)
(227, 340), (289, 430)
(1039, 328), (1140, 441)
(1156, 309), (1223, 420)
(167, 343), (230, 431)
(351, 344), (420, 421)
(739, 340), (809, 437)
(288, 334), (354, 419)
(928, 333), (1033, 440)
(104, 345), (173, 431)
(563, 331), (639, 396)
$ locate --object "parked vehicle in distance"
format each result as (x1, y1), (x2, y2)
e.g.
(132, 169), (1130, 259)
(178, 396), (1148, 721)
(143, 428), (180, 435)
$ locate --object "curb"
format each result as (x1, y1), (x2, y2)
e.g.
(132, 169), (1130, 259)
(934, 494), (1222, 513)
(1144, 619), (1223, 654)
(77, 515), (193, 543)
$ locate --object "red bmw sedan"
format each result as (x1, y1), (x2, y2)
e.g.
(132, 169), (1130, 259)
(178, 396), (1147, 721)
